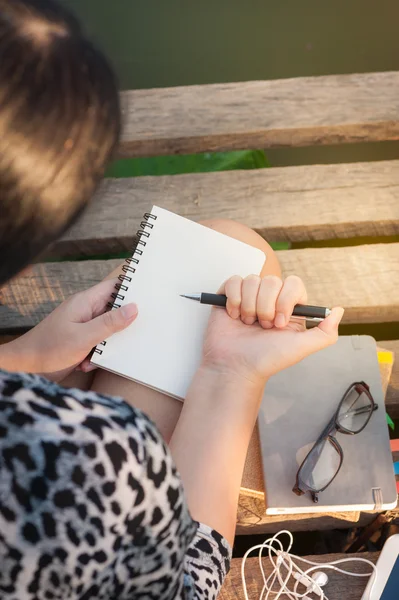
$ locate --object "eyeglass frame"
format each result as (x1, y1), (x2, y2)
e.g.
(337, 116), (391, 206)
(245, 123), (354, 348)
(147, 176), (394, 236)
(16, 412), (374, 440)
(292, 381), (378, 503)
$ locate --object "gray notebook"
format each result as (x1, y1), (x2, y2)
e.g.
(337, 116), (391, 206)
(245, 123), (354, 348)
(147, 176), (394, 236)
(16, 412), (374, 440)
(258, 335), (397, 515)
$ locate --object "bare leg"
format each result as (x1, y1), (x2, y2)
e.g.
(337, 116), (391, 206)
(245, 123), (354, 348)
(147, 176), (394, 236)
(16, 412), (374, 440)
(60, 370), (94, 391)
(90, 219), (282, 442)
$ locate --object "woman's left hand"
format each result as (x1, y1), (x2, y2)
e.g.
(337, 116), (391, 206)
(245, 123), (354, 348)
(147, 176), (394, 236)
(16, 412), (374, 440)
(0, 279), (137, 382)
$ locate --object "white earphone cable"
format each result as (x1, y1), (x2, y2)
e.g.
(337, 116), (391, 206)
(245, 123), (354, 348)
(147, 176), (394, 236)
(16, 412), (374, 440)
(241, 530), (377, 600)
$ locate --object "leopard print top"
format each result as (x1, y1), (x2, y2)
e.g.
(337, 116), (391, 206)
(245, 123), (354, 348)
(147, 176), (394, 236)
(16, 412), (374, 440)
(0, 369), (231, 599)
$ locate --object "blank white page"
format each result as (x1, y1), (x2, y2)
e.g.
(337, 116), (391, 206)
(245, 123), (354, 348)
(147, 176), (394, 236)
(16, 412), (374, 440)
(92, 206), (266, 400)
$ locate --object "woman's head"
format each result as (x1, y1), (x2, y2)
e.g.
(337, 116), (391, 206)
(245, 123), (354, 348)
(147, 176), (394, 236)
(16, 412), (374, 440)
(0, 0), (120, 285)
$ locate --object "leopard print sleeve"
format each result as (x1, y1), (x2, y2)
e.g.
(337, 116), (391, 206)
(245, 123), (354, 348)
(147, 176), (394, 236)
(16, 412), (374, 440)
(0, 370), (231, 600)
(184, 523), (232, 598)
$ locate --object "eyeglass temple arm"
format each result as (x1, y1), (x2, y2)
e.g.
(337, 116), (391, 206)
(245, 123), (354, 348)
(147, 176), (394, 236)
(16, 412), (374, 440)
(341, 404), (379, 419)
(356, 404), (379, 414)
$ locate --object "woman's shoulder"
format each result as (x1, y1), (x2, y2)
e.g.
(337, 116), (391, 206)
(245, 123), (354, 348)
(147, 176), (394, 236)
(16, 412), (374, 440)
(0, 368), (150, 422)
(0, 368), (164, 465)
(0, 368), (180, 519)
(0, 370), (196, 599)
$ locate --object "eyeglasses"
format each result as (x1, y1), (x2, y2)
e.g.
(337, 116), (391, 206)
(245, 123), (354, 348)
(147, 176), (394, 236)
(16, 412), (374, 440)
(292, 381), (378, 503)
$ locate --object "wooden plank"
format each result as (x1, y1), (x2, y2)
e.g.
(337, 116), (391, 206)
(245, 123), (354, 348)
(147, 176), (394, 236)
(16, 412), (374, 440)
(220, 552), (379, 600)
(280, 244), (399, 324)
(56, 160), (399, 257)
(236, 497), (398, 536)
(381, 340), (399, 419)
(119, 72), (399, 157)
(0, 260), (120, 331)
(236, 495), (373, 535)
(1, 243), (398, 331)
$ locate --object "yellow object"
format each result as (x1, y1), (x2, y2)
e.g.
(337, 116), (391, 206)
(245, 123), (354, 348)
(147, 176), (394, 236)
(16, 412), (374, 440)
(377, 351), (394, 365)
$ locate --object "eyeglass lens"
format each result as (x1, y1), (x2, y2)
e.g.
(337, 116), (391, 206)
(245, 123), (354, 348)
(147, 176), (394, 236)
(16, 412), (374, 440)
(299, 437), (341, 492)
(337, 385), (373, 433)
(298, 384), (374, 494)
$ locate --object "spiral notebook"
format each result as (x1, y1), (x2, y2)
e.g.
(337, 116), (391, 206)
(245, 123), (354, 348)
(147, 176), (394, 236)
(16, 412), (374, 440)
(258, 335), (397, 514)
(91, 206), (266, 399)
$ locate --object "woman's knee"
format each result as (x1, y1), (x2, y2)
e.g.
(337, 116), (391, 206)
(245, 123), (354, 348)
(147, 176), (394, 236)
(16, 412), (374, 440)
(200, 218), (282, 278)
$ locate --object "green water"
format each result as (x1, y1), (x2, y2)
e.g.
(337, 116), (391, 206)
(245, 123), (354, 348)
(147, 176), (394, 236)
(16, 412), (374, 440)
(65, 0), (399, 88)
(64, 0), (399, 166)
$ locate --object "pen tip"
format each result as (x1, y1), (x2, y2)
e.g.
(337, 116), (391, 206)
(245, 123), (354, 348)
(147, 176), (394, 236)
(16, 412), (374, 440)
(179, 293), (200, 301)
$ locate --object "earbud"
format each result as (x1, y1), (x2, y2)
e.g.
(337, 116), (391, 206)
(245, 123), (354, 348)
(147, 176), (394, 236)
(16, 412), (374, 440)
(293, 570), (328, 596)
(312, 571), (329, 587)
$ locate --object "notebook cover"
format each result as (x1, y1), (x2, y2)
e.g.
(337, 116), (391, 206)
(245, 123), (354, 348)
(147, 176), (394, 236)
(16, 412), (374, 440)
(258, 335), (397, 514)
(239, 344), (394, 501)
(91, 205), (266, 400)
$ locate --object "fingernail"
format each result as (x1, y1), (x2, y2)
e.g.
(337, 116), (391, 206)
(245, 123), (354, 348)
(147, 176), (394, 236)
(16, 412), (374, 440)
(331, 307), (345, 325)
(242, 316), (256, 325)
(260, 320), (273, 329)
(230, 308), (240, 319)
(121, 303), (138, 320)
(275, 312), (286, 328)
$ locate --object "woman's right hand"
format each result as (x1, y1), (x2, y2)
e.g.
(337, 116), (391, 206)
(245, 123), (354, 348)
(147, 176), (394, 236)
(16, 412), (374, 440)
(202, 274), (344, 388)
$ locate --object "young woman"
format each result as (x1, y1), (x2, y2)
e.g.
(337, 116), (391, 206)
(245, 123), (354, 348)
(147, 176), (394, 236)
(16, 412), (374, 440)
(0, 1), (344, 598)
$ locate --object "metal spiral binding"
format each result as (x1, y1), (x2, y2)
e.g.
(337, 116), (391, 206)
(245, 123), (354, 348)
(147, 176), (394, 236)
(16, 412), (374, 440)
(93, 212), (158, 355)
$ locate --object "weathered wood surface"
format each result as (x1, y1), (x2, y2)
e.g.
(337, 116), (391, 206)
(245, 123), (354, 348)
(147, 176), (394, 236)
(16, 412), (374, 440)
(55, 160), (399, 257)
(236, 495), (399, 537)
(236, 501), (373, 536)
(1, 243), (398, 331)
(119, 72), (399, 157)
(220, 552), (379, 600)
(280, 243), (399, 324)
(0, 259), (118, 332)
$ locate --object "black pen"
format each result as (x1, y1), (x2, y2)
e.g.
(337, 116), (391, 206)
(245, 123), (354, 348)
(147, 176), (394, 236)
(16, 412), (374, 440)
(180, 293), (331, 320)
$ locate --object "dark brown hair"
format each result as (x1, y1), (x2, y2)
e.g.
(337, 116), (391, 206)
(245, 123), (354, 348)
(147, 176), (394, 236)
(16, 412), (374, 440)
(0, 0), (121, 285)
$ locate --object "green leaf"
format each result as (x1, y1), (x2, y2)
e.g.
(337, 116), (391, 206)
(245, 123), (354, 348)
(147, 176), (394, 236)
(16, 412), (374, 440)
(106, 149), (269, 178)
(269, 241), (291, 251)
(386, 413), (395, 430)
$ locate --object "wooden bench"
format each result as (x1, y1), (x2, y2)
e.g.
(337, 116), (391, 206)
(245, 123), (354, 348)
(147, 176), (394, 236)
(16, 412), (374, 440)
(0, 71), (398, 547)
